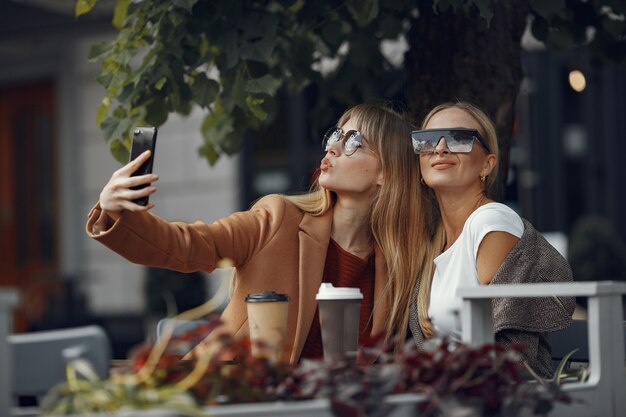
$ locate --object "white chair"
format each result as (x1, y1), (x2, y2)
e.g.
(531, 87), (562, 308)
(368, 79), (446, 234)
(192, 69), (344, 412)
(541, 231), (568, 258)
(156, 318), (206, 341)
(0, 289), (20, 417)
(547, 319), (590, 367)
(9, 325), (112, 405)
(458, 281), (626, 417)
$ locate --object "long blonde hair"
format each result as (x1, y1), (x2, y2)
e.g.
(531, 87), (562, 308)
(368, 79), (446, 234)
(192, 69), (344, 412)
(285, 103), (430, 346)
(416, 101), (500, 338)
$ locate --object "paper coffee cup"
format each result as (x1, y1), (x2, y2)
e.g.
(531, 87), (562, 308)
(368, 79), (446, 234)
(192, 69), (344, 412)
(245, 291), (290, 362)
(316, 283), (363, 362)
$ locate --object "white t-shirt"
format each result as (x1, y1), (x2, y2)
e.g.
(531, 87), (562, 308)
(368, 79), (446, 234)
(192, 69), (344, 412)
(428, 203), (524, 340)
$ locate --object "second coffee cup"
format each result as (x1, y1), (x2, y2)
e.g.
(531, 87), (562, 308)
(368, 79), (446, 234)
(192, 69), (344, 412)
(316, 283), (363, 362)
(245, 291), (290, 363)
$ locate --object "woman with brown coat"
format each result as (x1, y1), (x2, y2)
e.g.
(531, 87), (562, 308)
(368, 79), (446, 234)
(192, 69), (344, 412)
(87, 103), (430, 362)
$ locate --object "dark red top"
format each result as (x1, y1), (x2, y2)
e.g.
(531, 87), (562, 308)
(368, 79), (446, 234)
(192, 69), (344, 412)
(299, 239), (375, 359)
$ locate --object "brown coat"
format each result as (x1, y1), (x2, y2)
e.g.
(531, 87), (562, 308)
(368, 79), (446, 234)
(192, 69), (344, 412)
(86, 194), (390, 363)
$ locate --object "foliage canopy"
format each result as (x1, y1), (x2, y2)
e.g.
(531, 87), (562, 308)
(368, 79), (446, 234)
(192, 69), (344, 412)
(76, 0), (626, 166)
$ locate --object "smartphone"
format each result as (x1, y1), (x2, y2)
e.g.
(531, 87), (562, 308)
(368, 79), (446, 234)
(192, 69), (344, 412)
(129, 126), (158, 206)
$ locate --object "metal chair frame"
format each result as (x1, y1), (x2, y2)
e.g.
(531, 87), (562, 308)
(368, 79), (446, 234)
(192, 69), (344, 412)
(458, 281), (626, 417)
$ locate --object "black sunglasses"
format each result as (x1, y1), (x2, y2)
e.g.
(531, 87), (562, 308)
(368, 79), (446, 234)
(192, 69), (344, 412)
(411, 128), (491, 154)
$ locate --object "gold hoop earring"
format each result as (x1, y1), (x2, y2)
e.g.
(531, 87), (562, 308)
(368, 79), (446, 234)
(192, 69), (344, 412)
(480, 175), (486, 183)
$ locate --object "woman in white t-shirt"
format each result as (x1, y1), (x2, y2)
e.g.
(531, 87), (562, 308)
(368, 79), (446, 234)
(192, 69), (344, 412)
(408, 101), (574, 378)
(427, 202), (523, 340)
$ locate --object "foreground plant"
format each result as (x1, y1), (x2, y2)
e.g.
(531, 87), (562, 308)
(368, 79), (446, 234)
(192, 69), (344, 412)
(41, 313), (571, 417)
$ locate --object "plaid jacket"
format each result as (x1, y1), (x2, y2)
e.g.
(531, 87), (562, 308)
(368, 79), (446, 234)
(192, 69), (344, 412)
(409, 219), (575, 378)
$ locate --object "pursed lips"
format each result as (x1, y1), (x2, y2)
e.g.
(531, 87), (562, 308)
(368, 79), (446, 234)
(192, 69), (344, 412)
(320, 159), (331, 171)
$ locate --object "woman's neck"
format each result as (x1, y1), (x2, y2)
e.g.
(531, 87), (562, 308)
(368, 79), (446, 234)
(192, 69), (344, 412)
(436, 190), (491, 251)
(331, 196), (373, 258)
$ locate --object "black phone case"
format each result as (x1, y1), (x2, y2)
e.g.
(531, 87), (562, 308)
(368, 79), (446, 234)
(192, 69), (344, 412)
(129, 127), (158, 206)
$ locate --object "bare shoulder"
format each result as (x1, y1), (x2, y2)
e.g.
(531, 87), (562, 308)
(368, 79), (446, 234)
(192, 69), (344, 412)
(476, 231), (520, 285)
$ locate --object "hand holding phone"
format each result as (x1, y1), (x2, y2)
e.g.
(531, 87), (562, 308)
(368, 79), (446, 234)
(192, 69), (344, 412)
(129, 127), (158, 206)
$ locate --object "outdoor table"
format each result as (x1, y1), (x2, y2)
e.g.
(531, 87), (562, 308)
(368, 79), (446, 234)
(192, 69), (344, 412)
(10, 393), (427, 417)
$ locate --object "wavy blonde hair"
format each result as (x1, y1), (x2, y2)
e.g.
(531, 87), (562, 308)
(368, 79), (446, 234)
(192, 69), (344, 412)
(284, 103), (430, 346)
(416, 101), (500, 338)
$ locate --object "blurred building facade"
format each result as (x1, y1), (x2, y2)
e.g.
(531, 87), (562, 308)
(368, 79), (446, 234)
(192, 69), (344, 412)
(1, 1), (625, 356)
(0, 1), (240, 356)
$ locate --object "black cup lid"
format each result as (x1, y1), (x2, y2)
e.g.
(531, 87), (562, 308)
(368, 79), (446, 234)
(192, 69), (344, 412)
(245, 291), (290, 303)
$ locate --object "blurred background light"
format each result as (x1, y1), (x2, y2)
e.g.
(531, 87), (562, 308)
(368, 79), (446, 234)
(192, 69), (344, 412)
(568, 70), (587, 92)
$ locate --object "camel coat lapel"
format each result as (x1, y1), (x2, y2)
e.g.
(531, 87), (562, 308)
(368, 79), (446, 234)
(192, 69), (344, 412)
(291, 209), (332, 362)
(290, 210), (390, 361)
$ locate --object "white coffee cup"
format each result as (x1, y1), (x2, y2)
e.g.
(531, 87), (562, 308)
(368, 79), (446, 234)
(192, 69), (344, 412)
(315, 283), (363, 362)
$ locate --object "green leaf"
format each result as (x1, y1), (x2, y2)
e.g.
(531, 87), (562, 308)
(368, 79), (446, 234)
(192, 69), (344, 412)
(88, 42), (116, 61)
(472, 0), (494, 24)
(110, 137), (129, 164)
(145, 98), (169, 126)
(198, 141), (219, 166)
(239, 12), (278, 39)
(201, 106), (234, 142)
(134, 49), (159, 81)
(117, 83), (136, 104)
(224, 68), (247, 112)
(200, 105), (235, 165)
(246, 96), (267, 121)
(602, 17), (626, 39)
(216, 31), (239, 70)
(240, 36), (276, 63)
(109, 70), (130, 94)
(432, 0), (456, 13)
(529, 0), (567, 20)
(100, 114), (132, 163)
(553, 348), (579, 386)
(101, 113), (131, 147)
(199, 35), (210, 59)
(288, 0), (305, 13)
(168, 10), (185, 27)
(155, 76), (167, 91)
(95, 72), (114, 89)
(192, 74), (220, 108)
(238, 13), (278, 63)
(244, 74), (282, 96)
(112, 105), (126, 118)
(96, 96), (111, 125)
(112, 0), (131, 29)
(346, 0), (379, 26)
(169, 78), (193, 115)
(173, 0), (199, 11)
(75, 0), (99, 17)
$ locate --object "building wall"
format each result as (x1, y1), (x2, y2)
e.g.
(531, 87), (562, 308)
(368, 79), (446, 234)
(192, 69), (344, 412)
(1, 26), (240, 318)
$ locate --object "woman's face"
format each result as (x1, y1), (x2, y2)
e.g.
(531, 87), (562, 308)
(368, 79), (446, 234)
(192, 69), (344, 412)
(419, 108), (495, 192)
(318, 119), (383, 199)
